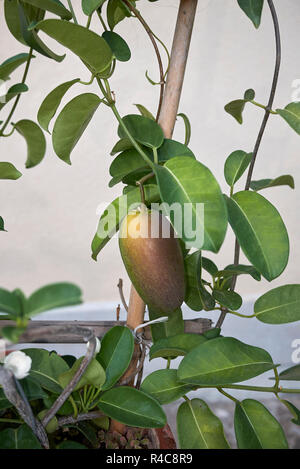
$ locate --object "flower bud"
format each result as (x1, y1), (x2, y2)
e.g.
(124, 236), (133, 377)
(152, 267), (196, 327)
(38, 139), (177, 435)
(3, 350), (32, 380)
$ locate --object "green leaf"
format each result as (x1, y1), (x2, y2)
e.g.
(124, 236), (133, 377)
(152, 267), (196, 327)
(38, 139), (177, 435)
(109, 149), (146, 183)
(224, 150), (252, 187)
(254, 284), (300, 324)
(278, 364), (300, 381)
(0, 425), (41, 449)
(107, 0), (131, 30)
(155, 157), (228, 251)
(0, 53), (32, 80)
(178, 337), (275, 386)
(0, 377), (47, 411)
(37, 78), (80, 133)
(1, 325), (25, 342)
(24, 348), (69, 393)
(35, 19), (113, 73)
(244, 88), (255, 100)
(148, 307), (184, 343)
(237, 0), (264, 28)
(110, 138), (133, 155)
(118, 114), (164, 149)
(177, 112), (191, 146)
(281, 400), (300, 426)
(97, 326), (134, 391)
(225, 191), (289, 281)
(149, 333), (208, 360)
(59, 357), (106, 391)
(157, 138), (195, 160)
(102, 31), (131, 62)
(201, 257), (218, 277)
(184, 251), (215, 311)
(91, 184), (159, 260)
(52, 93), (101, 164)
(277, 102), (300, 134)
(217, 264), (261, 281)
(98, 386), (166, 428)
(224, 99), (246, 124)
(0, 84), (29, 112)
(14, 119), (46, 168)
(177, 399), (230, 449)
(235, 399), (288, 448)
(21, 0), (72, 19)
(212, 289), (242, 310)
(250, 175), (295, 191)
(26, 282), (82, 317)
(0, 287), (21, 317)
(135, 104), (155, 120)
(0, 217), (6, 232)
(0, 162), (22, 180)
(141, 369), (193, 404)
(82, 0), (107, 16)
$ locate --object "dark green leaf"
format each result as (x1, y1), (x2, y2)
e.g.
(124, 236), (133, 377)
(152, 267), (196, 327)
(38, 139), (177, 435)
(0, 84), (29, 112)
(149, 333), (208, 360)
(235, 399), (288, 448)
(178, 337), (275, 386)
(91, 184), (159, 260)
(237, 0), (264, 28)
(0, 425), (41, 449)
(35, 19), (113, 73)
(97, 326), (134, 391)
(250, 175), (295, 191)
(0, 217), (6, 232)
(201, 257), (218, 277)
(254, 284), (300, 324)
(155, 157), (228, 251)
(14, 119), (46, 168)
(135, 104), (155, 120)
(118, 114), (164, 149)
(52, 93), (101, 164)
(107, 0), (131, 30)
(148, 306), (184, 343)
(225, 191), (289, 281)
(109, 149), (146, 183)
(281, 400), (300, 426)
(82, 0), (107, 16)
(26, 282), (82, 317)
(177, 112), (191, 146)
(278, 364), (300, 381)
(98, 386), (166, 428)
(0, 377), (47, 411)
(37, 78), (80, 133)
(218, 264), (261, 281)
(224, 150), (252, 187)
(141, 369), (193, 404)
(0, 162), (22, 180)
(102, 31), (131, 62)
(212, 289), (242, 310)
(22, 0), (72, 20)
(177, 399), (230, 449)
(224, 99), (246, 124)
(0, 287), (21, 317)
(244, 88), (255, 100)
(110, 138), (133, 155)
(184, 251), (215, 311)
(276, 102), (300, 134)
(0, 53), (32, 80)
(24, 348), (69, 393)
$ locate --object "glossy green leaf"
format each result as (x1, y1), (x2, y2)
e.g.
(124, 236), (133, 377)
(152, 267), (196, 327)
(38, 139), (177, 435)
(91, 184), (159, 260)
(212, 289), (242, 310)
(97, 326), (134, 391)
(52, 93), (101, 164)
(148, 306), (184, 343)
(118, 114), (164, 149)
(109, 149), (146, 183)
(235, 399), (288, 448)
(225, 99), (246, 124)
(225, 191), (289, 281)
(22, 0), (72, 19)
(0, 162), (22, 180)
(0, 53), (31, 80)
(0, 377), (47, 411)
(26, 282), (82, 317)
(35, 19), (113, 73)
(102, 31), (131, 62)
(224, 150), (252, 187)
(177, 399), (230, 449)
(82, 0), (107, 15)
(177, 112), (191, 146)
(141, 369), (193, 404)
(14, 119), (46, 168)
(59, 357), (106, 391)
(23, 348), (69, 393)
(149, 333), (208, 360)
(110, 138), (133, 155)
(155, 157), (227, 251)
(0, 217), (6, 232)
(217, 264), (261, 281)
(157, 138), (195, 160)
(250, 175), (295, 191)
(0, 287), (20, 316)
(0, 425), (41, 449)
(237, 0), (264, 28)
(202, 257), (218, 277)
(135, 104), (155, 120)
(37, 78), (80, 132)
(184, 251), (215, 311)
(98, 386), (166, 428)
(277, 102), (300, 135)
(278, 364), (300, 381)
(178, 337), (275, 386)
(254, 284), (300, 324)
(107, 0), (131, 30)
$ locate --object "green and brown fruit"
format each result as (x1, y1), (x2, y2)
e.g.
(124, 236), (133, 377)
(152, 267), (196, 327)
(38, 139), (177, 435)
(119, 207), (185, 312)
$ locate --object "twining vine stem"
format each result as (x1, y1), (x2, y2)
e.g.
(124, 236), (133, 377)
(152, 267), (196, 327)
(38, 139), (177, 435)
(216, 0), (281, 329)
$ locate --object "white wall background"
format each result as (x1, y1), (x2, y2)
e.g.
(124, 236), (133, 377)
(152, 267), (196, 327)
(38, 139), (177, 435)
(0, 0), (300, 308)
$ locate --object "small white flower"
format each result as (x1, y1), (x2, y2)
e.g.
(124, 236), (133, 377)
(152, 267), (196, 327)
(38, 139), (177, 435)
(3, 350), (32, 380)
(87, 337), (101, 356)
